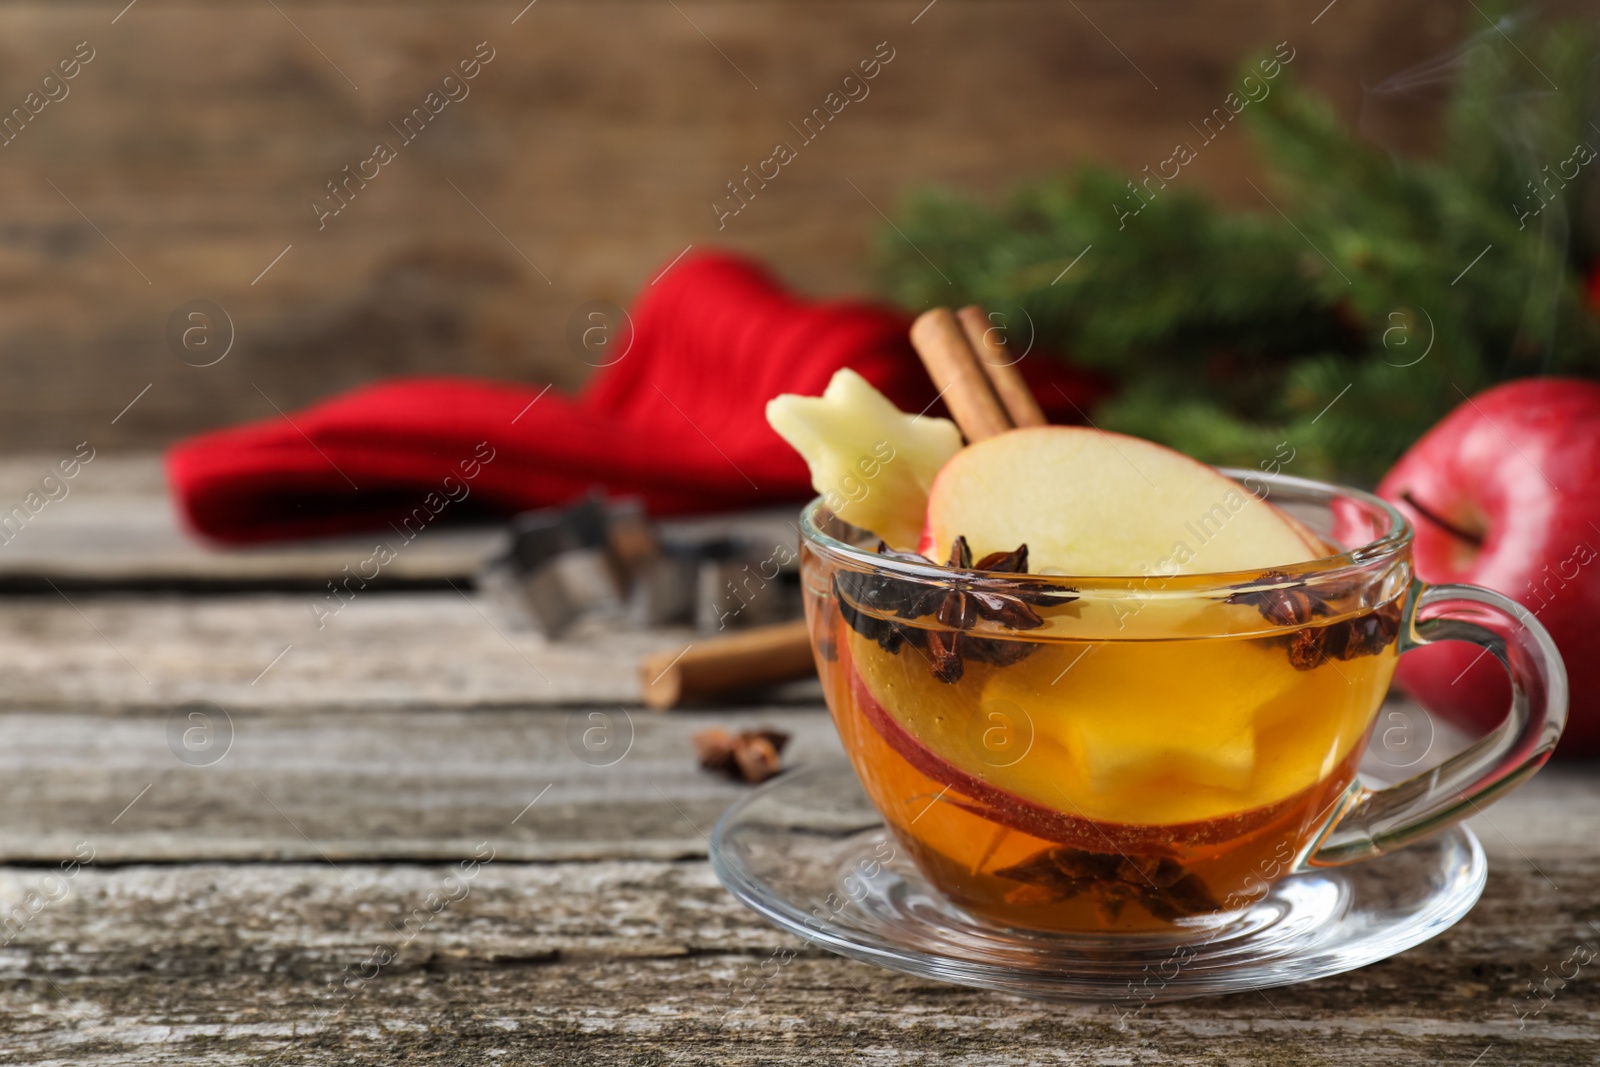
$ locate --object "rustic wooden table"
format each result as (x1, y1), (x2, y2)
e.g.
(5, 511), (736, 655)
(0, 456), (1594, 1065)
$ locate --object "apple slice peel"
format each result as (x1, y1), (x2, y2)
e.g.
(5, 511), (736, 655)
(922, 426), (1317, 577)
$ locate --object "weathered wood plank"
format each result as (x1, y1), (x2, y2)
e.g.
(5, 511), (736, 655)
(0, 850), (1593, 1065)
(0, 584), (830, 709)
(0, 590), (671, 707)
(0, 0), (1468, 450)
(0, 455), (505, 588)
(0, 691), (1587, 872)
(0, 705), (841, 863)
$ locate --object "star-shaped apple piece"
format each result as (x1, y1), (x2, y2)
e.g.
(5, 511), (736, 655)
(767, 369), (962, 550)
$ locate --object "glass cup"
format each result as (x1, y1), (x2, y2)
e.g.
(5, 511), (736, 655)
(798, 469), (1565, 934)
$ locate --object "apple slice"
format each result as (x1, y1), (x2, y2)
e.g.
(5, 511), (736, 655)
(922, 426), (1315, 575)
(767, 369), (962, 550)
(845, 616), (1301, 820)
(845, 650), (1304, 851)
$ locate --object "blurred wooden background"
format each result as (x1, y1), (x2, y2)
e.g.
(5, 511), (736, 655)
(0, 0), (1478, 451)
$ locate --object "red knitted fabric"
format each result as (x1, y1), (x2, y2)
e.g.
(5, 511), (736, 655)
(167, 251), (1107, 543)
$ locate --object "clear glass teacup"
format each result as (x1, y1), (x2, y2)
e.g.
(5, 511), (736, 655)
(799, 469), (1565, 933)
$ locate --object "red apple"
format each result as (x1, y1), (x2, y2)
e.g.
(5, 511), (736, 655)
(1377, 378), (1600, 756)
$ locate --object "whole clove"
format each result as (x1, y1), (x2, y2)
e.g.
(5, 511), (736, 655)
(693, 727), (791, 783)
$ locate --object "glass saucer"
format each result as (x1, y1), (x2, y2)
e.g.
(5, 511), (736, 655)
(709, 763), (1485, 1002)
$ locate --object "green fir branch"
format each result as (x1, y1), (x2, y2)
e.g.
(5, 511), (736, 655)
(875, 13), (1600, 480)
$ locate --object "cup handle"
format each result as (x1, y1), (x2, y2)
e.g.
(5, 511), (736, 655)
(1309, 581), (1567, 867)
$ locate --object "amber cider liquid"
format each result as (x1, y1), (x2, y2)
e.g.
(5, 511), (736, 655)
(811, 591), (1401, 933)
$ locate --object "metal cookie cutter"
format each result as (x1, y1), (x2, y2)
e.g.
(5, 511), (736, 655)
(479, 494), (802, 638)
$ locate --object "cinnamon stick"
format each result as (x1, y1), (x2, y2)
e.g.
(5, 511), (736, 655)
(909, 308), (1013, 442)
(640, 619), (815, 710)
(957, 305), (1047, 428)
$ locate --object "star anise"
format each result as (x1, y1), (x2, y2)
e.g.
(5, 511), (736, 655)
(1225, 570), (1333, 628)
(834, 538), (1073, 684)
(993, 845), (1221, 924)
(1227, 570), (1402, 672)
